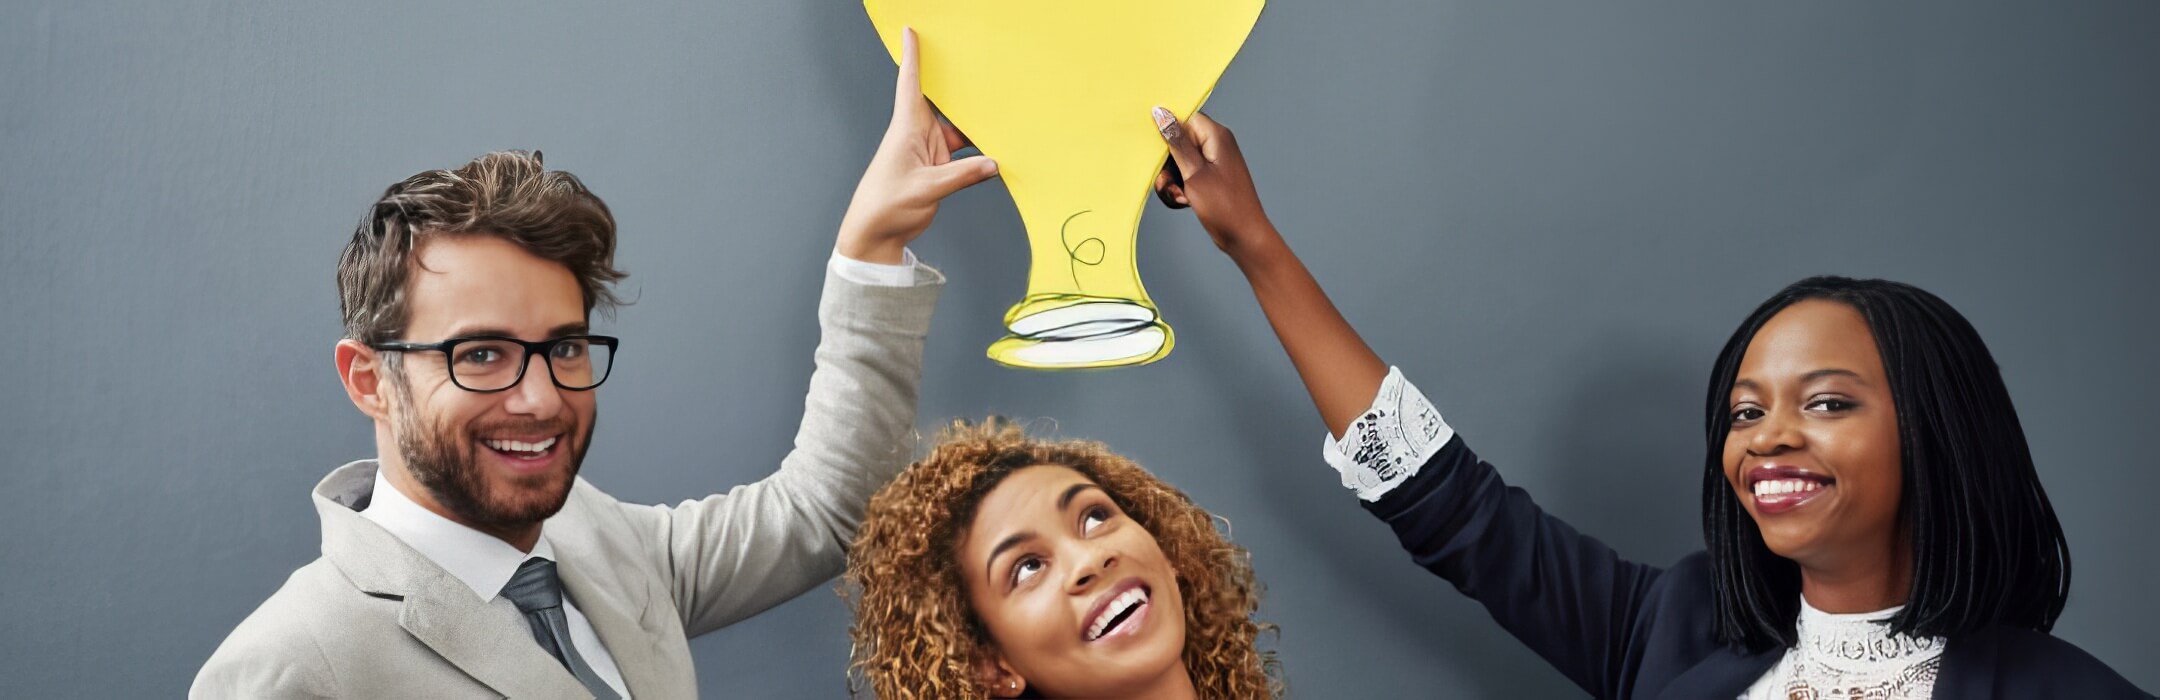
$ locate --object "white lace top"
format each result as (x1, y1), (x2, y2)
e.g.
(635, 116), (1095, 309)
(1320, 370), (1953, 699)
(1741, 598), (1946, 700)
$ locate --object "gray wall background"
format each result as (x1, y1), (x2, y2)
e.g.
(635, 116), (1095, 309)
(3, 1), (2154, 696)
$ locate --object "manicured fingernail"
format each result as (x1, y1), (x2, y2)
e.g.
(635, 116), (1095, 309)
(1152, 107), (1181, 140)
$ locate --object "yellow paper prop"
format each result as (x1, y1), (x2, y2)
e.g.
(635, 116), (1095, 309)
(865, 0), (1264, 369)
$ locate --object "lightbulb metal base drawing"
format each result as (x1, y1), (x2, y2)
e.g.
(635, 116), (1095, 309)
(987, 198), (1174, 369)
(866, 0), (1264, 370)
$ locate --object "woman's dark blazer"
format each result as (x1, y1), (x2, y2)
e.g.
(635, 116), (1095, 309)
(1366, 434), (2152, 698)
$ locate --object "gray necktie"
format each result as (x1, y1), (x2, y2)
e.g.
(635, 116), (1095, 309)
(500, 557), (623, 700)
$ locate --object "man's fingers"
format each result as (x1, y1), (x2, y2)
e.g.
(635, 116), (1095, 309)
(923, 155), (1000, 198)
(939, 117), (972, 154)
(1152, 106), (1206, 180)
(893, 28), (923, 115)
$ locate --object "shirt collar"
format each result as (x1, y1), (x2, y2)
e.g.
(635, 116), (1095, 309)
(1796, 596), (1905, 625)
(360, 466), (556, 602)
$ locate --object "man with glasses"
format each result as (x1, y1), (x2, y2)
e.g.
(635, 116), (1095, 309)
(193, 33), (998, 698)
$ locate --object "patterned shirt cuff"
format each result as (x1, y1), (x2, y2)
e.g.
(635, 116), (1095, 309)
(1321, 367), (1454, 501)
(828, 247), (922, 287)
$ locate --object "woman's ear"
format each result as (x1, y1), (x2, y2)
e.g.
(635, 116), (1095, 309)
(974, 649), (1027, 698)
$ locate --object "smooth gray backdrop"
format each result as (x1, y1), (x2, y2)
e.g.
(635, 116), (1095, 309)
(3, 1), (2153, 697)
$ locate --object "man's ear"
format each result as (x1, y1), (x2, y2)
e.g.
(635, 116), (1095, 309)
(335, 339), (392, 422)
(974, 649), (1027, 699)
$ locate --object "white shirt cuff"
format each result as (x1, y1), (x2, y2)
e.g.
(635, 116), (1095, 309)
(1321, 367), (1455, 501)
(828, 247), (922, 287)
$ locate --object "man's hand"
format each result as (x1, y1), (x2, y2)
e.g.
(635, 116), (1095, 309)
(1150, 108), (1277, 256)
(836, 27), (1000, 264)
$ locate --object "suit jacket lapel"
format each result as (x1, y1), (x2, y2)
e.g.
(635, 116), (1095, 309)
(558, 557), (668, 697)
(397, 582), (591, 700)
(1932, 631), (1996, 698)
(548, 498), (671, 697)
(313, 461), (592, 700)
(1660, 645), (1782, 698)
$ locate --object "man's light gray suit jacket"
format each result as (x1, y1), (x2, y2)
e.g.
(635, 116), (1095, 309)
(191, 266), (941, 698)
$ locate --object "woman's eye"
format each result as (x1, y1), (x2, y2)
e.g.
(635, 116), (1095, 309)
(551, 340), (587, 360)
(1082, 506), (1110, 534)
(1012, 557), (1044, 586)
(1808, 398), (1856, 412)
(1730, 407), (1764, 423)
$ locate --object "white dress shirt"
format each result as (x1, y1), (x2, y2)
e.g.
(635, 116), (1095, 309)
(360, 469), (634, 698)
(827, 246), (922, 287)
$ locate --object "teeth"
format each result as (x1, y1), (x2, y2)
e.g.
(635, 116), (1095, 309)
(485, 437), (558, 454)
(1087, 588), (1150, 640)
(1752, 478), (1825, 498)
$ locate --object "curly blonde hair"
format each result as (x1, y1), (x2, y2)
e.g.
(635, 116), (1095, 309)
(842, 419), (1281, 699)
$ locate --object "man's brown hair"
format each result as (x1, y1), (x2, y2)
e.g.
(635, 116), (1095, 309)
(337, 150), (627, 344)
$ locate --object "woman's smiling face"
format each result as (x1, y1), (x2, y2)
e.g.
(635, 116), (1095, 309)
(1723, 299), (1905, 572)
(956, 465), (1188, 698)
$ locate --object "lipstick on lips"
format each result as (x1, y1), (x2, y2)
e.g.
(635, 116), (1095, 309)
(1746, 464), (1834, 514)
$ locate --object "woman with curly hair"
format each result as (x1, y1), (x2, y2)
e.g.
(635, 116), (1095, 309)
(842, 420), (1281, 699)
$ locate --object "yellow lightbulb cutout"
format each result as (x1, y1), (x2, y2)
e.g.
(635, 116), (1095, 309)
(865, 0), (1265, 369)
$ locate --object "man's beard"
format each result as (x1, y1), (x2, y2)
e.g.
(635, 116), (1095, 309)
(390, 383), (592, 531)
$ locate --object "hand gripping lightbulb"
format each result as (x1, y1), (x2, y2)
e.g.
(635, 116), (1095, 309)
(865, 0), (1264, 369)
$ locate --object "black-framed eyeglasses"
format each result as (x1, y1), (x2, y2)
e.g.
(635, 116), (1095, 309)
(369, 335), (618, 393)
